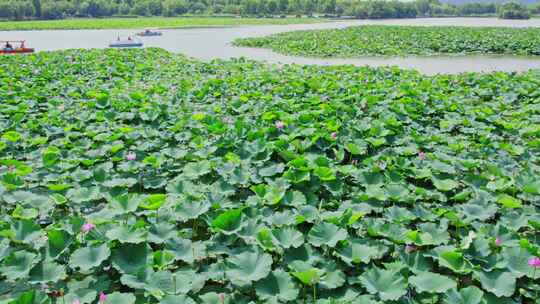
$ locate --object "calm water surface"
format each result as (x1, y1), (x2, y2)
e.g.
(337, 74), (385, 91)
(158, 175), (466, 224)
(1, 18), (540, 75)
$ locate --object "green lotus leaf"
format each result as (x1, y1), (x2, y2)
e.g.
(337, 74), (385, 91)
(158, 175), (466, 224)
(67, 186), (100, 203)
(11, 205), (38, 220)
(211, 208), (245, 234)
(460, 199), (498, 221)
(437, 250), (472, 274)
(281, 190), (307, 207)
(336, 239), (387, 265)
(153, 250), (175, 269)
(51, 193), (67, 205)
(409, 271), (456, 293)
(11, 219), (44, 244)
(473, 270), (516, 297)
(144, 270), (177, 293)
(444, 286), (484, 304)
(283, 168), (311, 184)
(399, 250), (433, 274)
(319, 262), (346, 290)
(109, 193), (140, 213)
(291, 262), (324, 287)
(199, 292), (231, 304)
(0, 239), (11, 262)
(225, 250), (273, 285)
(284, 244), (323, 266)
(162, 295), (196, 304)
(70, 243), (111, 272)
(42, 149), (61, 167)
(364, 184), (388, 201)
(0, 250), (39, 281)
(496, 194), (522, 209)
(148, 222), (176, 244)
(112, 243), (151, 275)
(359, 266), (407, 301)
(29, 261), (66, 283)
(345, 141), (367, 155)
(263, 183), (287, 205)
(432, 177), (459, 192)
(501, 247), (535, 278)
(271, 227), (304, 249)
(308, 222), (347, 247)
(9, 290), (38, 304)
(174, 199), (211, 222)
(2, 131), (22, 142)
(120, 268), (152, 290)
(408, 222), (450, 245)
(257, 227), (277, 251)
(46, 229), (73, 259)
(313, 166), (336, 181)
(103, 292), (136, 304)
(106, 226), (146, 244)
(255, 269), (299, 302)
(140, 193), (167, 210)
(259, 163), (285, 177)
(164, 238), (196, 264)
(183, 161), (212, 179)
(386, 183), (411, 201)
(102, 178), (138, 188)
(64, 289), (97, 304)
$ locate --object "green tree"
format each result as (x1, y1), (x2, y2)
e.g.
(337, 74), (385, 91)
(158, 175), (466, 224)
(498, 1), (530, 19)
(163, 0), (188, 16)
(267, 0), (278, 14)
(278, 0), (287, 12)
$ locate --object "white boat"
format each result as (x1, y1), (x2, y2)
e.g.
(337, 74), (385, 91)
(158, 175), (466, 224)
(109, 37), (143, 48)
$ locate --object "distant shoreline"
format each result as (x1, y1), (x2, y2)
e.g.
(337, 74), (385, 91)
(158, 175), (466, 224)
(1, 15), (538, 31)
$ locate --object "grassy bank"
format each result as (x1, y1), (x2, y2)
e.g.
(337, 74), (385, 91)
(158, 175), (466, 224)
(235, 25), (540, 57)
(0, 16), (326, 31)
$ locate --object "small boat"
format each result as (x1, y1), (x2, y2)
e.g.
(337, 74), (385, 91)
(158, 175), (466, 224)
(136, 29), (162, 37)
(109, 36), (143, 48)
(0, 40), (34, 54)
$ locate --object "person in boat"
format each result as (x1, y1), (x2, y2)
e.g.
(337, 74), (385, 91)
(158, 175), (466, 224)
(4, 42), (13, 51)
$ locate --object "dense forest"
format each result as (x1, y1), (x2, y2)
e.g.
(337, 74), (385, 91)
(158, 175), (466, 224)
(0, 0), (535, 20)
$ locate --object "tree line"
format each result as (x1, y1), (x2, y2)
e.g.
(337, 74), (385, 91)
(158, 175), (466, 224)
(0, 0), (534, 20)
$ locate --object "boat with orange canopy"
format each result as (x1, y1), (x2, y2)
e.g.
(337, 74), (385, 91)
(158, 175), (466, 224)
(0, 41), (34, 54)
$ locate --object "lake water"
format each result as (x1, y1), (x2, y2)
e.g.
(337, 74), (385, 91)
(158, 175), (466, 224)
(1, 17), (540, 75)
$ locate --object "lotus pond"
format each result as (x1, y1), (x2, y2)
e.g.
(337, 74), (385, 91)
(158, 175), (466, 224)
(1, 49), (540, 304)
(234, 25), (540, 57)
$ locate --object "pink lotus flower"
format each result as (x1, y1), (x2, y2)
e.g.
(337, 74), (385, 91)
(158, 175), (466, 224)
(81, 222), (95, 233)
(99, 292), (107, 304)
(418, 151), (426, 161)
(275, 121), (285, 129)
(218, 293), (225, 304)
(72, 300), (80, 304)
(495, 238), (502, 246)
(125, 151), (136, 161)
(331, 132), (337, 139)
(528, 257), (540, 268)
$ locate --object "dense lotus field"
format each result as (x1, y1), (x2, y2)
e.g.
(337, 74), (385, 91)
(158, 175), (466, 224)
(234, 25), (540, 57)
(1, 49), (540, 304)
